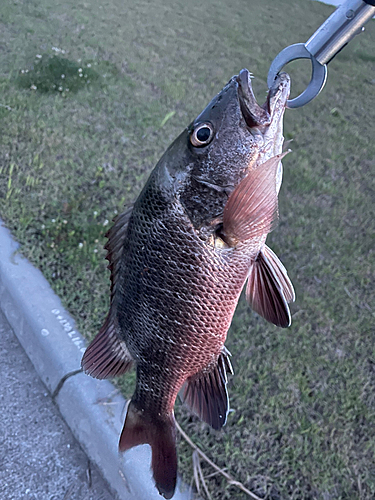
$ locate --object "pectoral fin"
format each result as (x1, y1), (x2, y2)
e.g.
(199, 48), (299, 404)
(222, 153), (288, 245)
(246, 245), (293, 328)
(263, 245), (295, 303)
(180, 347), (233, 430)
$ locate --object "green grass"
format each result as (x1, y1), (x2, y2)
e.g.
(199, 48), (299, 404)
(16, 53), (101, 94)
(1, 0), (375, 498)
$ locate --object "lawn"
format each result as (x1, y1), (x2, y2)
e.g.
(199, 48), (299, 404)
(0, 0), (375, 498)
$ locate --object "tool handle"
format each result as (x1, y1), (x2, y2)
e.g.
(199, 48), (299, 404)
(267, 0), (375, 108)
(306, 0), (375, 65)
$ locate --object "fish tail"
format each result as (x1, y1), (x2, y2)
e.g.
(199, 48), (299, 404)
(119, 400), (177, 499)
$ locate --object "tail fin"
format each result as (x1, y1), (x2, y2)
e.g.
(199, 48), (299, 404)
(119, 401), (177, 499)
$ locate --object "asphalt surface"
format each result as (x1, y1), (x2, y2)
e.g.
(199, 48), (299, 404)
(0, 308), (115, 500)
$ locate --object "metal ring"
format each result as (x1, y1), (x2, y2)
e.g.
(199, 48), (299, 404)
(267, 43), (328, 108)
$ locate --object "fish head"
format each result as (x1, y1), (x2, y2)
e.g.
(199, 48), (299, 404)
(190, 68), (290, 178)
(176, 69), (290, 233)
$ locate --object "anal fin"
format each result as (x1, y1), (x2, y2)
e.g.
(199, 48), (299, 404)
(180, 347), (233, 430)
(246, 245), (294, 328)
(81, 316), (133, 379)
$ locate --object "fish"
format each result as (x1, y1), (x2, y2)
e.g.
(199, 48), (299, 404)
(81, 68), (294, 499)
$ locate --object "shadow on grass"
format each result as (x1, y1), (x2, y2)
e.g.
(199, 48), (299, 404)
(16, 54), (100, 94)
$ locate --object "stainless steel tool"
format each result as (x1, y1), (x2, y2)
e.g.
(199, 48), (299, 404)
(267, 0), (375, 108)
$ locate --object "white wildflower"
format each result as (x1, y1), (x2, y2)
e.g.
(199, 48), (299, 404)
(30, 84), (37, 90)
(87, 63), (91, 68)
(63, 220), (67, 224)
(51, 218), (56, 223)
(41, 224), (45, 229)
(78, 68), (83, 73)
(103, 219), (109, 226)
(36, 54), (42, 59)
(58, 86), (63, 91)
(93, 211), (98, 216)
(93, 249), (98, 253)
(61, 74), (65, 79)
(78, 242), (83, 249)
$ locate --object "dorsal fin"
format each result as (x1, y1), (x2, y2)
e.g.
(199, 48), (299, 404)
(180, 347), (233, 430)
(104, 205), (133, 301)
(81, 316), (133, 379)
(81, 205), (134, 379)
(222, 153), (288, 245)
(246, 246), (292, 328)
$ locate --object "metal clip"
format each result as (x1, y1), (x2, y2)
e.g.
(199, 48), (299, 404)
(267, 0), (375, 108)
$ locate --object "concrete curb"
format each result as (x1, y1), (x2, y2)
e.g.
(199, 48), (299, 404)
(0, 220), (191, 500)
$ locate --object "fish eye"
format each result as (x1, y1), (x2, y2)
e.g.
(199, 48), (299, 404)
(190, 122), (214, 147)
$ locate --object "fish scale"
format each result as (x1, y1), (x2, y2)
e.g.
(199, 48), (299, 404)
(82, 68), (295, 499)
(118, 192), (252, 403)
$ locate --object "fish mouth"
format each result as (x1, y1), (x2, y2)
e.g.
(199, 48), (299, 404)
(237, 68), (290, 131)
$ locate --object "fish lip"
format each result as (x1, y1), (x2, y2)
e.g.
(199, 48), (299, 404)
(261, 71), (291, 161)
(237, 69), (270, 128)
(264, 71), (291, 122)
(237, 69), (290, 130)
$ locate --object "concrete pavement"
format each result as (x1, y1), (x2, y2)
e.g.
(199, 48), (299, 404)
(0, 220), (191, 500)
(0, 308), (115, 500)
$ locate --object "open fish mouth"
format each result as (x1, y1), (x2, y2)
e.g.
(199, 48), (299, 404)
(237, 68), (290, 165)
(237, 68), (290, 131)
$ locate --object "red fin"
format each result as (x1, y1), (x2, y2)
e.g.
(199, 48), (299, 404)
(246, 247), (291, 328)
(105, 205), (133, 302)
(81, 205), (134, 379)
(223, 153), (288, 244)
(180, 347), (233, 430)
(119, 401), (177, 499)
(263, 245), (295, 303)
(81, 317), (133, 379)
